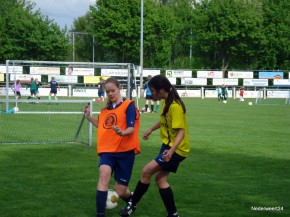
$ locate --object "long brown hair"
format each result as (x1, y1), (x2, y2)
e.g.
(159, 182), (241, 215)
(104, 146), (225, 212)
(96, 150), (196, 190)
(148, 75), (186, 116)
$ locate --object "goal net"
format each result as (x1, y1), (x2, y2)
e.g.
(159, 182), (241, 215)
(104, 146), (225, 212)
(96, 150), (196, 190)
(0, 99), (94, 145)
(256, 89), (290, 105)
(1, 60), (137, 145)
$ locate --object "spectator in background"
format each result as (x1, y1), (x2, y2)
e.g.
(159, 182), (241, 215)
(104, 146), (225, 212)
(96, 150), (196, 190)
(11, 79), (22, 100)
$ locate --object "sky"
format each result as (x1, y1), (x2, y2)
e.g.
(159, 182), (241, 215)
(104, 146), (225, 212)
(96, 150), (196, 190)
(32, 0), (95, 28)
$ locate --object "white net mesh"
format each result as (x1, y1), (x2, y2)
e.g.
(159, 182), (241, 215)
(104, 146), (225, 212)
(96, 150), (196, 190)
(0, 99), (93, 145)
(255, 89), (290, 105)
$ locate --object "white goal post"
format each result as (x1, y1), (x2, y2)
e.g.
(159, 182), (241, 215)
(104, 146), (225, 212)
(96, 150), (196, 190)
(256, 88), (290, 105)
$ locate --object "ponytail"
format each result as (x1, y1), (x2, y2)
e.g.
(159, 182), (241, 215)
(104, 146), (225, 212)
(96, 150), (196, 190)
(149, 75), (186, 116)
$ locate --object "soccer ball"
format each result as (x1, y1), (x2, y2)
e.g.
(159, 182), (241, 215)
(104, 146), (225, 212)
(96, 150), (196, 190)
(13, 107), (19, 112)
(248, 102), (253, 106)
(106, 190), (119, 209)
(223, 100), (227, 104)
(141, 107), (146, 113)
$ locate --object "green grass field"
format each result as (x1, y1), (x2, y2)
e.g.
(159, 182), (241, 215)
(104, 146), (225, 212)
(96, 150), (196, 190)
(0, 98), (289, 217)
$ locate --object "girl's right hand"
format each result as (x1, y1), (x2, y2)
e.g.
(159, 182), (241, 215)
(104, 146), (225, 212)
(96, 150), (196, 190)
(142, 129), (152, 140)
(83, 104), (90, 118)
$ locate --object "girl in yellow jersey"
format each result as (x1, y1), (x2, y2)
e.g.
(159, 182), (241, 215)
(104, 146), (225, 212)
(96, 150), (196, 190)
(84, 77), (140, 217)
(119, 75), (190, 217)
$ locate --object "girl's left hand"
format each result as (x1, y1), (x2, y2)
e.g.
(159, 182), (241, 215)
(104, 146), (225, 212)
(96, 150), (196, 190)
(113, 125), (123, 136)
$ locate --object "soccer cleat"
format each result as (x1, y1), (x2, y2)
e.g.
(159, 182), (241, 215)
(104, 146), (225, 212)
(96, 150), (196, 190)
(119, 201), (137, 217)
(167, 212), (180, 217)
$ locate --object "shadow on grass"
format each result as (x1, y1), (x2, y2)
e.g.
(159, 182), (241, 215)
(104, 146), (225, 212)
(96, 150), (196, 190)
(0, 144), (289, 217)
(174, 148), (289, 217)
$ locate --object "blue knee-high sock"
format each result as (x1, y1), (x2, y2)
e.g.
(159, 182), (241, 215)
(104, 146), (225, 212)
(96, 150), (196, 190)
(96, 190), (107, 217)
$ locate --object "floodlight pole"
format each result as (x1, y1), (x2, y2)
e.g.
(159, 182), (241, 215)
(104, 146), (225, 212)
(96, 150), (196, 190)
(72, 33), (75, 62)
(70, 32), (94, 62)
(92, 35), (95, 63)
(139, 0), (144, 93)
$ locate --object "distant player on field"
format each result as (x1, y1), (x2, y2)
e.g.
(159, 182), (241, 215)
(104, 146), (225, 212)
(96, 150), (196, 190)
(239, 86), (244, 101)
(48, 77), (59, 100)
(221, 84), (228, 101)
(217, 86), (222, 101)
(35, 78), (42, 100)
(97, 77), (105, 105)
(11, 79), (22, 100)
(142, 75), (160, 113)
(27, 78), (37, 100)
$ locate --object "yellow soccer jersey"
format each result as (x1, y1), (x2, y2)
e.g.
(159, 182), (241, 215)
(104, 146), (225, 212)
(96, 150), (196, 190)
(159, 100), (190, 157)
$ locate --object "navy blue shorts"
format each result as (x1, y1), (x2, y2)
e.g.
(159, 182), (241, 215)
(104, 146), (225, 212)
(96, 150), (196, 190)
(14, 91), (21, 97)
(99, 151), (135, 186)
(98, 90), (104, 97)
(50, 89), (57, 94)
(154, 144), (186, 173)
(145, 95), (153, 100)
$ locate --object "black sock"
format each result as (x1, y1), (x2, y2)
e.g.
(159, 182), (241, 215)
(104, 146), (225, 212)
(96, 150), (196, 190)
(131, 181), (150, 205)
(159, 187), (177, 215)
(151, 105), (154, 112)
(123, 191), (133, 202)
(145, 105), (148, 111)
(38, 97), (40, 100)
(27, 96), (31, 99)
(96, 190), (107, 217)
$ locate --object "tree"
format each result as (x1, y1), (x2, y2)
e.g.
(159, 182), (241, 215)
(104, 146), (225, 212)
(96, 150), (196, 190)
(89, 0), (141, 64)
(86, 0), (187, 68)
(71, 0), (290, 71)
(191, 0), (264, 71)
(0, 0), (70, 63)
(258, 0), (290, 69)
(142, 1), (180, 68)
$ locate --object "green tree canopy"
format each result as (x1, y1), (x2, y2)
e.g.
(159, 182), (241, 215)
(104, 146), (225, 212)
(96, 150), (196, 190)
(71, 0), (290, 70)
(0, 0), (70, 63)
(258, 0), (290, 69)
(191, 0), (264, 70)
